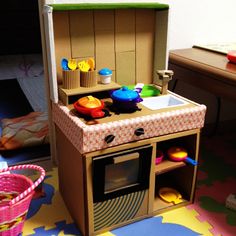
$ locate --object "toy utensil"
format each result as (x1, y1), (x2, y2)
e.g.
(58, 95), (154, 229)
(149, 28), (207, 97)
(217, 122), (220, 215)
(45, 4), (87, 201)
(134, 83), (144, 94)
(159, 187), (183, 204)
(167, 147), (197, 166)
(78, 60), (90, 72)
(61, 58), (69, 70)
(68, 59), (77, 70)
(87, 58), (95, 71)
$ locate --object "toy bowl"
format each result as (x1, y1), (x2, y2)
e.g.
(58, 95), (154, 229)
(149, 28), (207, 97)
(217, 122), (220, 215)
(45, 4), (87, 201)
(155, 149), (164, 165)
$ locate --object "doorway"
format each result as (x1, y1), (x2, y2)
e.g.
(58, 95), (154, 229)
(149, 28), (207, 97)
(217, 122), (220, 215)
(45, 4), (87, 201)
(0, 0), (50, 166)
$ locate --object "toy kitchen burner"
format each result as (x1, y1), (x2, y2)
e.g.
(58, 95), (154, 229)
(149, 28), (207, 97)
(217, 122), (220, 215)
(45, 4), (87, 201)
(40, 1), (206, 235)
(72, 86), (144, 125)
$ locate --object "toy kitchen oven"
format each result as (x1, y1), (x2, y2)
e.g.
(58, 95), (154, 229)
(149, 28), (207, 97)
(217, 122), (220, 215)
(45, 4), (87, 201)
(39, 1), (206, 235)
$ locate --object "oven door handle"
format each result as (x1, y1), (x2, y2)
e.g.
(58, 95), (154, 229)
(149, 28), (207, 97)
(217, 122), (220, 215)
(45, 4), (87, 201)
(113, 152), (139, 164)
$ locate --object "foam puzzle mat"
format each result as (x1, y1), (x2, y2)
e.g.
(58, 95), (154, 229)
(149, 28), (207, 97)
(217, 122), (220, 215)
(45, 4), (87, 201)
(22, 168), (213, 236)
(22, 133), (236, 236)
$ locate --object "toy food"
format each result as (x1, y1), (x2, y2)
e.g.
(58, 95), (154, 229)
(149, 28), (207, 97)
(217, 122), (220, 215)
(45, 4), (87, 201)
(167, 147), (197, 166)
(73, 96), (105, 118)
(159, 187), (183, 204)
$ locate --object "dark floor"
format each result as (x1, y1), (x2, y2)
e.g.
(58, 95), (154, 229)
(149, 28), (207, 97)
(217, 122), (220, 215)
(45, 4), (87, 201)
(0, 79), (33, 119)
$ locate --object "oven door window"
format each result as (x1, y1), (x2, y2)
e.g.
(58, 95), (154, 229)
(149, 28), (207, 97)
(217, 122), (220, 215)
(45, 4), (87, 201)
(105, 153), (139, 193)
(93, 145), (153, 203)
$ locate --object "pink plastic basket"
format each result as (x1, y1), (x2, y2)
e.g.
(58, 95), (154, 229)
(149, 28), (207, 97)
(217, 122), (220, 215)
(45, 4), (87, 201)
(0, 164), (45, 236)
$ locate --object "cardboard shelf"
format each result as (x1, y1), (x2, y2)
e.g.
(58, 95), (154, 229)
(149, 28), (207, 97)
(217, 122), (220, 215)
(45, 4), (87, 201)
(153, 195), (189, 212)
(59, 81), (121, 105)
(155, 160), (186, 175)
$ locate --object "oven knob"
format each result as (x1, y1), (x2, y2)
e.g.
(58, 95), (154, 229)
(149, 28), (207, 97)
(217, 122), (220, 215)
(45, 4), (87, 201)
(134, 128), (144, 136)
(104, 134), (115, 144)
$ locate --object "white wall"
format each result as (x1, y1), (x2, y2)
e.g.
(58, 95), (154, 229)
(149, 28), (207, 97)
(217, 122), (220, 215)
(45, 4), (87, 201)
(165, 0), (236, 124)
(166, 0), (236, 50)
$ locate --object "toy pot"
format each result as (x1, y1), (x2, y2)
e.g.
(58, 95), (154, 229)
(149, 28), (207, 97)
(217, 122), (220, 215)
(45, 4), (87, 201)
(110, 86), (143, 112)
(167, 147), (197, 166)
(73, 95), (105, 118)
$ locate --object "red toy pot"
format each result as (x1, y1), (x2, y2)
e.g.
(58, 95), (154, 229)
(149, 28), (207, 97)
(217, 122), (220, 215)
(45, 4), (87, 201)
(73, 95), (105, 118)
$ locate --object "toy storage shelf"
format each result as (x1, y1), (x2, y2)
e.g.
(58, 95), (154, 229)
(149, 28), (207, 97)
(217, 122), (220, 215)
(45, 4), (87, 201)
(155, 160), (186, 175)
(59, 81), (121, 105)
(153, 168), (193, 212)
(152, 131), (199, 213)
(153, 195), (189, 212)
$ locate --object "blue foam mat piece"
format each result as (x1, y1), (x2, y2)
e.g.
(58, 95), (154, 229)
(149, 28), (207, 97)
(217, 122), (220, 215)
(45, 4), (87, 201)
(111, 216), (201, 236)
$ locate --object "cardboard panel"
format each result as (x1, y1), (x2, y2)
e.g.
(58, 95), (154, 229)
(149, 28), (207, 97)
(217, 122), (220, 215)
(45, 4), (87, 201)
(153, 10), (168, 85)
(94, 10), (115, 70)
(136, 10), (155, 84)
(116, 51), (135, 85)
(56, 127), (86, 236)
(94, 10), (114, 31)
(115, 9), (135, 52)
(95, 30), (115, 70)
(70, 10), (95, 58)
(111, 70), (116, 82)
(53, 11), (71, 83)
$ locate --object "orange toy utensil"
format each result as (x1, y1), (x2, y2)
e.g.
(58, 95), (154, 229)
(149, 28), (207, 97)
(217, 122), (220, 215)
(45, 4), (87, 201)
(87, 58), (95, 71)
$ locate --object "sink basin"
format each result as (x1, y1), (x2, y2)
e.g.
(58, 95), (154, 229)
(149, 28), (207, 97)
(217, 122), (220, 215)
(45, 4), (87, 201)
(141, 94), (188, 110)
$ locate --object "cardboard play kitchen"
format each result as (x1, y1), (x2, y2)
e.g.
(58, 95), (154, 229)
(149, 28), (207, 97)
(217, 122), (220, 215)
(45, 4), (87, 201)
(39, 1), (207, 235)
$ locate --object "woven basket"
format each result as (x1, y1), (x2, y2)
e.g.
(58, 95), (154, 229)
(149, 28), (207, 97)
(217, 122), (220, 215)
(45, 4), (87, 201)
(0, 165), (45, 236)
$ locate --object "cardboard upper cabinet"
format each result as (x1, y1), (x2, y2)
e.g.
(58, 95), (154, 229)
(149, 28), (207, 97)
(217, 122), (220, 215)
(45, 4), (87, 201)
(39, 1), (169, 103)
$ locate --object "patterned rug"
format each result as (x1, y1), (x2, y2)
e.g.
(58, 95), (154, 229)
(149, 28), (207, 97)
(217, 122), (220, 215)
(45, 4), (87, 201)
(20, 132), (236, 236)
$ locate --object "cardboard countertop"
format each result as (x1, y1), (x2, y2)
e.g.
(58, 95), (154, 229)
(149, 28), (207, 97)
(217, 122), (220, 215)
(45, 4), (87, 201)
(69, 92), (199, 125)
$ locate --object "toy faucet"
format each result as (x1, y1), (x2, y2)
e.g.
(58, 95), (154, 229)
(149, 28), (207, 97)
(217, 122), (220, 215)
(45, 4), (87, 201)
(156, 70), (174, 95)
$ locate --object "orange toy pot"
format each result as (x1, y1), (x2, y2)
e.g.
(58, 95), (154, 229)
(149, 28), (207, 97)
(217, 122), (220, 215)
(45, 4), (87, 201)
(73, 95), (105, 118)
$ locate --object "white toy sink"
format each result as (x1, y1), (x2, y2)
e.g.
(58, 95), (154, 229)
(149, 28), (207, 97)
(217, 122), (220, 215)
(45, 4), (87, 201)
(141, 94), (188, 110)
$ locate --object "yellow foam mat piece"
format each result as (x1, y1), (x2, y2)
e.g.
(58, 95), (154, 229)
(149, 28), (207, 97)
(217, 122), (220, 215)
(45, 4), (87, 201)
(97, 232), (116, 236)
(22, 168), (214, 236)
(160, 207), (214, 236)
(23, 168), (74, 235)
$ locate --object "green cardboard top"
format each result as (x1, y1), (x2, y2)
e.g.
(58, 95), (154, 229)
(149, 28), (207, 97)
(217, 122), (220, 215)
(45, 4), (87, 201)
(50, 2), (169, 11)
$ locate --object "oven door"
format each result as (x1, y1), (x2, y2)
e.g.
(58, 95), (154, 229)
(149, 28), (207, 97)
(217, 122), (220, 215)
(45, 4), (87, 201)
(92, 145), (153, 203)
